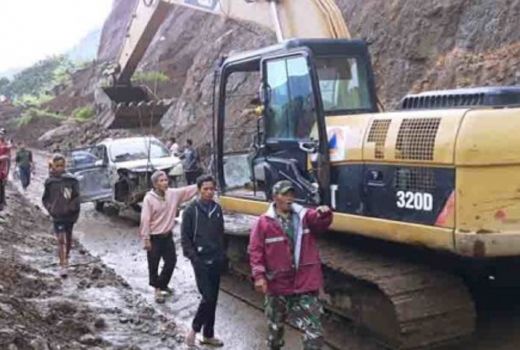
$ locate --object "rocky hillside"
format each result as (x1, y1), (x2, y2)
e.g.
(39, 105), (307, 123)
(94, 0), (520, 147)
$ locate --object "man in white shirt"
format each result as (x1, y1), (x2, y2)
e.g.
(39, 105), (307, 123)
(168, 137), (179, 156)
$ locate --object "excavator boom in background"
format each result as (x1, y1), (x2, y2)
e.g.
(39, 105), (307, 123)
(96, 0), (350, 129)
(95, 0), (520, 348)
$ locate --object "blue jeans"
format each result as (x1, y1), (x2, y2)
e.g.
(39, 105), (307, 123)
(18, 165), (31, 189)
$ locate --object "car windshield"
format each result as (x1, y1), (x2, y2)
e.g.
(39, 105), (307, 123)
(109, 139), (170, 162)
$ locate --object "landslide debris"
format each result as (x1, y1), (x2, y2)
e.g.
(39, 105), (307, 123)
(0, 184), (181, 350)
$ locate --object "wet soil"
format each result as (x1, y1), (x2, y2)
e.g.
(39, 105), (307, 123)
(0, 182), (181, 350)
(9, 149), (520, 350)
(17, 150), (320, 350)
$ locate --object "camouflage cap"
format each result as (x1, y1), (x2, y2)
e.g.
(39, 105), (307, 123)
(272, 180), (296, 195)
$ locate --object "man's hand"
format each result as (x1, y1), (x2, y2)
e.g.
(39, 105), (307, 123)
(143, 238), (151, 251)
(254, 278), (268, 294)
(316, 205), (331, 215)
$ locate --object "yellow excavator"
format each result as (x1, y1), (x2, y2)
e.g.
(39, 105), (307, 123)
(99, 0), (520, 348)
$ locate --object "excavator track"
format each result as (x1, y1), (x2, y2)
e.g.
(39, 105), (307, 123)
(223, 213), (476, 349)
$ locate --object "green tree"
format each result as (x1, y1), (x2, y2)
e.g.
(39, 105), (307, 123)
(0, 77), (9, 96)
(7, 55), (74, 99)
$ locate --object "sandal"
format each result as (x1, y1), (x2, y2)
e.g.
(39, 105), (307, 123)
(200, 337), (224, 347)
(160, 287), (173, 296)
(154, 290), (165, 304)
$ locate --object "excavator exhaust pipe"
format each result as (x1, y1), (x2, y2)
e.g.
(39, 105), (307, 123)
(95, 85), (171, 129)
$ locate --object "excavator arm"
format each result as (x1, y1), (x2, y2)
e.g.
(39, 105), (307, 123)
(114, 0), (350, 86)
(100, 0), (352, 129)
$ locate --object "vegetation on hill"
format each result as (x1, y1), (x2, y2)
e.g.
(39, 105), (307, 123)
(0, 55), (75, 103)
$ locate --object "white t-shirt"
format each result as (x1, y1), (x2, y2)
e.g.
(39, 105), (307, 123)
(170, 143), (179, 156)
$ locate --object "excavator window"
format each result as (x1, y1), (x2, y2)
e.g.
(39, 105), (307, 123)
(265, 55), (317, 141)
(315, 56), (371, 113)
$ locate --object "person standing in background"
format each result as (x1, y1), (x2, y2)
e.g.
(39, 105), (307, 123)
(0, 134), (11, 211)
(15, 142), (33, 191)
(168, 137), (180, 156)
(183, 139), (201, 185)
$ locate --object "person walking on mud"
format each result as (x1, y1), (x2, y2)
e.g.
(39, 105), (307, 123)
(15, 142), (33, 191)
(248, 180), (333, 350)
(182, 139), (201, 185)
(182, 175), (225, 348)
(42, 154), (81, 278)
(140, 170), (197, 303)
(0, 134), (12, 211)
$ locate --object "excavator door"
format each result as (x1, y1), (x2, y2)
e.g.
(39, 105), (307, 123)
(258, 51), (329, 204)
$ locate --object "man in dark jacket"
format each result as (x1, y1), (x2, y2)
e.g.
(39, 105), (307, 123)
(182, 139), (201, 185)
(42, 154), (80, 278)
(249, 180), (332, 350)
(182, 174), (225, 347)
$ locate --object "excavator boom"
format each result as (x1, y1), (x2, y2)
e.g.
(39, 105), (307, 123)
(116, 0), (173, 85)
(98, 0), (351, 129)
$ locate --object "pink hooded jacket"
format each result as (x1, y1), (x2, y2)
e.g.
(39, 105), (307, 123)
(139, 185), (198, 240)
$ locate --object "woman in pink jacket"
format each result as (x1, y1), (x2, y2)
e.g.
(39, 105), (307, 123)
(248, 180), (332, 350)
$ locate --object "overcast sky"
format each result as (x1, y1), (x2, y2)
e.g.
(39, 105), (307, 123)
(0, 0), (112, 72)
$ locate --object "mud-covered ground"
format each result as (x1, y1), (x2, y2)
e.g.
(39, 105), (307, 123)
(14, 150), (330, 350)
(6, 149), (520, 350)
(0, 183), (181, 350)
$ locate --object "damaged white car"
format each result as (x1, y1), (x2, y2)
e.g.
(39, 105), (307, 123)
(66, 136), (183, 214)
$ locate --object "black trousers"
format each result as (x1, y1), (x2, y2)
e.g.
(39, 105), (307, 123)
(192, 260), (221, 338)
(147, 232), (177, 289)
(185, 171), (199, 185)
(0, 179), (5, 207)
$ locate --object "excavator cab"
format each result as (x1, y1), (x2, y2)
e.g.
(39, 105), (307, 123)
(214, 39), (378, 207)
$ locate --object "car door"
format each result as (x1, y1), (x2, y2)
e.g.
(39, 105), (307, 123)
(65, 145), (113, 203)
(257, 51), (329, 204)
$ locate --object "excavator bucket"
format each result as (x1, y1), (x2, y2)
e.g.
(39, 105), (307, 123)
(95, 85), (171, 129)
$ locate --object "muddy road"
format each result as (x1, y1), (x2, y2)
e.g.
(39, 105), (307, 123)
(12, 149), (520, 349)
(20, 150), (353, 350)
(0, 183), (181, 350)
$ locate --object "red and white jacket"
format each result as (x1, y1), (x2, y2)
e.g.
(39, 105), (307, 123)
(248, 203), (333, 296)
